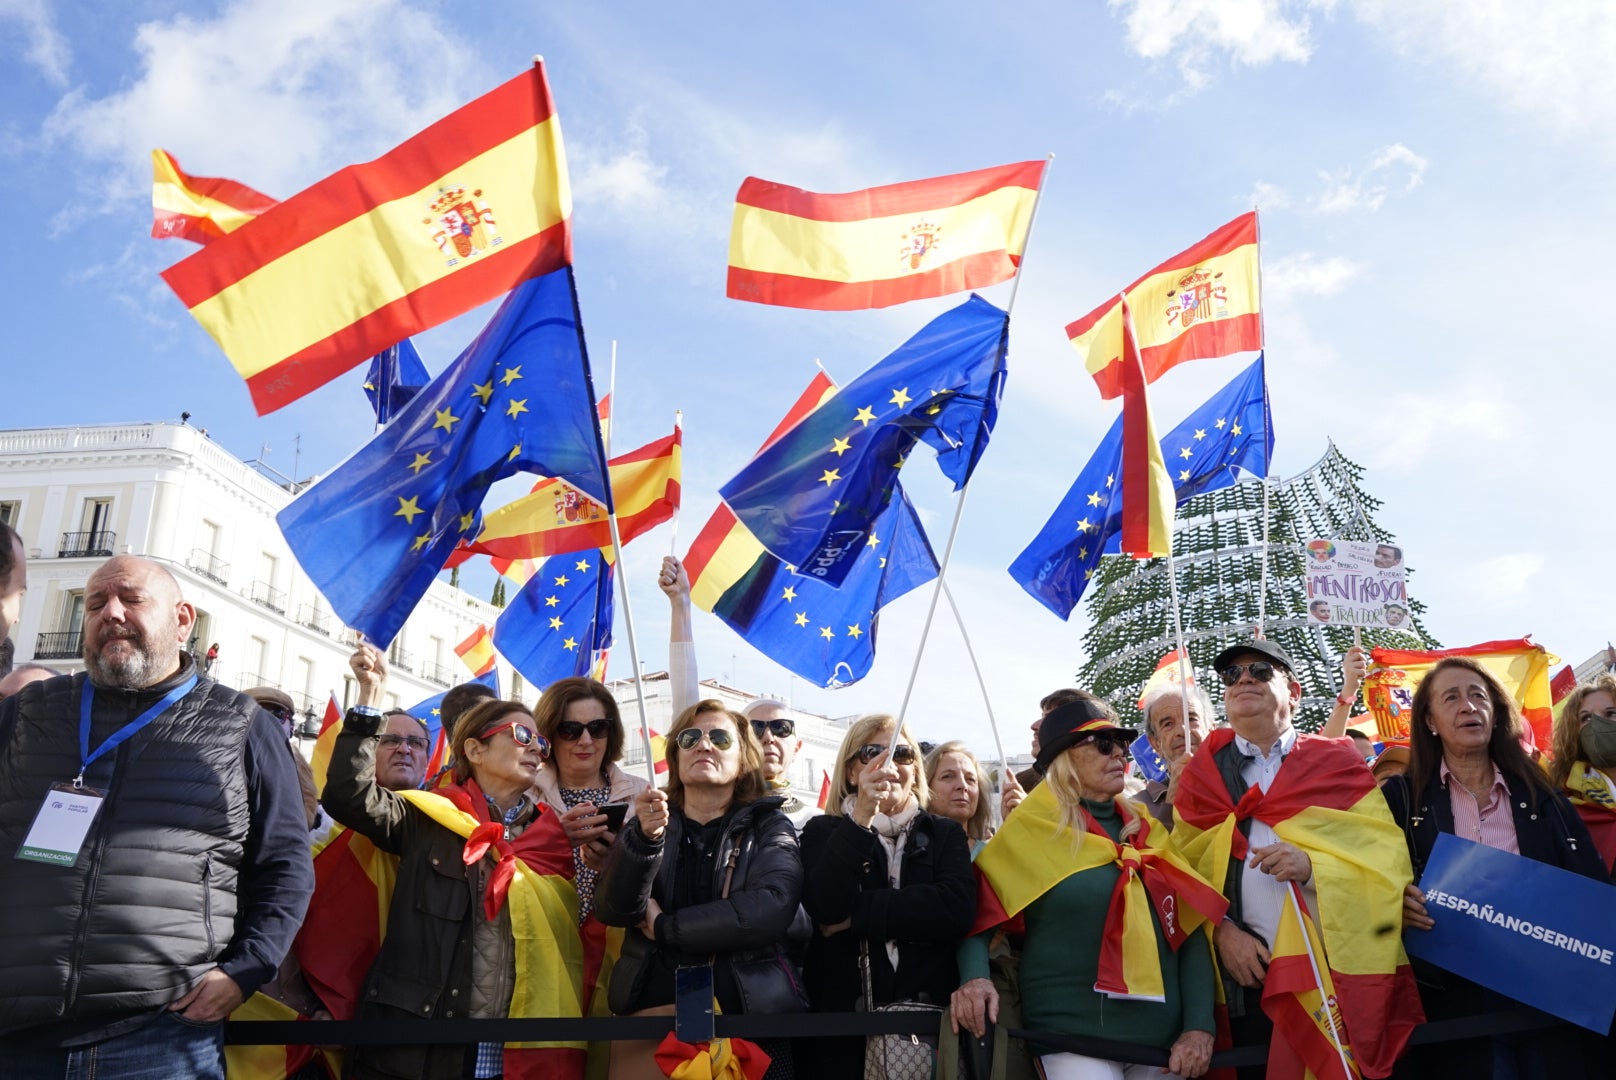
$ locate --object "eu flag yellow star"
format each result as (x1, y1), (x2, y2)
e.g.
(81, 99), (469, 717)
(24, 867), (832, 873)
(1179, 469), (1191, 481)
(394, 495), (424, 523)
(819, 626), (834, 640)
(889, 387), (912, 408)
(432, 407), (460, 434)
(819, 468), (841, 486)
(471, 380), (495, 405)
(794, 612), (809, 627)
(1231, 422), (1242, 436)
(562, 636), (579, 651)
(575, 558), (590, 572)
(545, 595), (559, 607)
(1086, 492), (1103, 507)
(830, 436), (852, 456)
(853, 406), (877, 427)
(407, 452), (432, 475)
(554, 574), (570, 587)
(866, 533), (880, 548)
(1076, 517), (1094, 533)
(459, 511), (476, 532)
(410, 532), (431, 552)
(501, 365), (523, 386)
(781, 586), (797, 602)
(548, 616), (563, 630)
(1194, 428), (1207, 441)
(847, 624), (863, 638)
(506, 398), (529, 419)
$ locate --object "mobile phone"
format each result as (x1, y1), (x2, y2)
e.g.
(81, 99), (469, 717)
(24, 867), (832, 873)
(599, 802), (630, 832)
(674, 963), (715, 1042)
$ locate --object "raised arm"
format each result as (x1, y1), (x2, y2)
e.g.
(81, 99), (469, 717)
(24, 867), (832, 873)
(660, 556), (700, 714)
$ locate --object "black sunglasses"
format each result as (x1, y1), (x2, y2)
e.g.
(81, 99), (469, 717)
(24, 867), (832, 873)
(751, 718), (795, 739)
(1218, 661), (1278, 687)
(855, 743), (917, 766)
(262, 703), (294, 722)
(1077, 733), (1131, 758)
(555, 718), (612, 741)
(675, 726), (735, 751)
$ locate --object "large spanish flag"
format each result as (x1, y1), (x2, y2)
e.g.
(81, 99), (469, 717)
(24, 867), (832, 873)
(294, 824), (399, 1021)
(1118, 296), (1174, 557)
(685, 373), (836, 611)
(151, 149), (278, 245)
(161, 63), (572, 415)
(1172, 730), (1422, 1079)
(461, 426), (681, 562)
(1363, 637), (1559, 750)
(726, 160), (1045, 310)
(1067, 213), (1261, 400)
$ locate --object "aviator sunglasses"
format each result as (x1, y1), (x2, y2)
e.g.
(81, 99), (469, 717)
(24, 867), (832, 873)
(1217, 661), (1278, 687)
(751, 718), (796, 739)
(481, 720), (551, 759)
(1077, 733), (1131, 758)
(674, 726), (736, 751)
(855, 743), (918, 766)
(555, 718), (612, 741)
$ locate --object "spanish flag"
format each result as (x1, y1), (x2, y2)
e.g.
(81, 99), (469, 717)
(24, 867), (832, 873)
(1172, 729), (1422, 1079)
(1364, 637), (1559, 751)
(462, 426), (681, 562)
(971, 784), (1227, 1002)
(1118, 296), (1174, 557)
(727, 160), (1044, 310)
(455, 624), (498, 676)
(1067, 213), (1262, 399)
(151, 149), (277, 244)
(293, 824), (399, 1021)
(224, 991), (337, 1080)
(161, 62), (572, 415)
(307, 693), (343, 797)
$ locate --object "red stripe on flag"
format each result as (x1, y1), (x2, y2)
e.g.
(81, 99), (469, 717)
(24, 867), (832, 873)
(681, 506), (741, 597)
(1087, 312), (1263, 399)
(726, 251), (1020, 312)
(734, 162), (1045, 221)
(240, 224), (570, 413)
(1118, 299), (1154, 554)
(160, 70), (557, 304)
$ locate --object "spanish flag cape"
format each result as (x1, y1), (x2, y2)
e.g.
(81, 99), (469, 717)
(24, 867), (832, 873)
(1562, 761), (1616, 874)
(397, 782), (588, 1079)
(1171, 729), (1422, 1079)
(970, 783), (1228, 1000)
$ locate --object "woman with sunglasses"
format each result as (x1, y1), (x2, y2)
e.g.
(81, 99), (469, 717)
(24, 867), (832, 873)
(797, 714), (976, 1078)
(325, 646), (585, 1079)
(952, 695), (1223, 1080)
(594, 699), (806, 1079)
(533, 676), (652, 920)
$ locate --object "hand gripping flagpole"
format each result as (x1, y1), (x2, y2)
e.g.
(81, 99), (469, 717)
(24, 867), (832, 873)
(897, 154), (1055, 746)
(601, 341), (659, 785)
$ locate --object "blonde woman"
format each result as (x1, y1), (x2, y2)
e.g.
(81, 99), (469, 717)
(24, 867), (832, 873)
(926, 740), (995, 853)
(1550, 673), (1616, 879)
(798, 714), (976, 1077)
(952, 694), (1223, 1080)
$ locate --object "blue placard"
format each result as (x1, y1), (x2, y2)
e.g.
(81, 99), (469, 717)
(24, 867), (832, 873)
(1403, 832), (1616, 1033)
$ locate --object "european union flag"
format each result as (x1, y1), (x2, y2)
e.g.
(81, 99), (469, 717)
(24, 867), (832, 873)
(1009, 353), (1273, 619)
(712, 490), (937, 687)
(279, 267), (610, 646)
(719, 294), (1008, 587)
(494, 548), (614, 691)
(406, 668), (500, 752)
(363, 338), (431, 425)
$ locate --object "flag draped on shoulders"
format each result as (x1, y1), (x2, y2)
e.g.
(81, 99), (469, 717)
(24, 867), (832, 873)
(151, 148), (277, 244)
(727, 160), (1044, 310)
(1067, 212), (1262, 399)
(1563, 761), (1616, 874)
(494, 547), (615, 691)
(719, 294), (1006, 586)
(971, 784), (1226, 1002)
(1171, 728), (1421, 1079)
(689, 373), (937, 686)
(161, 63), (573, 414)
(1010, 353), (1272, 618)
(277, 265), (610, 648)
(294, 823), (399, 1022)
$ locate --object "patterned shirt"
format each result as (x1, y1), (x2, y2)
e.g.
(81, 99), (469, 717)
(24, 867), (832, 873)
(1441, 759), (1520, 855)
(561, 784), (612, 922)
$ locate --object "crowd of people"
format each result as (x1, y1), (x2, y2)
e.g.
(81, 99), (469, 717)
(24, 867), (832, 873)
(0, 534), (1613, 1079)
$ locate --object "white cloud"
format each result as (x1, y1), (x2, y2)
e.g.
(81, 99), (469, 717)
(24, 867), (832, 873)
(1252, 142), (1427, 216)
(1109, 0), (1333, 91)
(42, 0), (478, 209)
(0, 0), (70, 86)
(1264, 252), (1365, 300)
(1349, 0), (1616, 138)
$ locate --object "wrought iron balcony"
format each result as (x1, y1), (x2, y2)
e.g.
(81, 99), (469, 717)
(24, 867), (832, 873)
(249, 580), (287, 615)
(187, 548), (230, 585)
(58, 530), (116, 558)
(421, 661), (455, 687)
(295, 605), (331, 635)
(35, 630), (82, 659)
(389, 648), (415, 675)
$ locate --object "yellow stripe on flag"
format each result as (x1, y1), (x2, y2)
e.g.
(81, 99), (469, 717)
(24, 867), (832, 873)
(188, 120), (568, 381)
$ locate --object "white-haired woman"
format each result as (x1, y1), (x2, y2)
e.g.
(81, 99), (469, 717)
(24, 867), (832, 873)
(798, 714), (976, 1077)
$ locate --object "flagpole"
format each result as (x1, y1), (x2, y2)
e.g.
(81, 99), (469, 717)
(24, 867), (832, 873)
(1287, 884), (1354, 1079)
(1165, 547), (1193, 738)
(943, 581), (1006, 776)
(601, 341), (658, 785)
(1256, 476), (1271, 639)
(896, 154), (1055, 733)
(668, 409), (683, 555)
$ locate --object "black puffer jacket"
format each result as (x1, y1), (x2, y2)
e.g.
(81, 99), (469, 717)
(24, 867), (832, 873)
(594, 796), (807, 1016)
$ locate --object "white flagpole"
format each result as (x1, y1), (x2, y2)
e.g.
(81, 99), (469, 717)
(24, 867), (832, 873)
(1257, 476), (1271, 639)
(1165, 548), (1193, 742)
(896, 153), (1055, 731)
(668, 410), (683, 555)
(943, 581), (1007, 778)
(1287, 884), (1354, 1079)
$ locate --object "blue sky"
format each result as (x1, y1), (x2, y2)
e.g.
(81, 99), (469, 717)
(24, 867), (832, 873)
(3, 0), (1611, 751)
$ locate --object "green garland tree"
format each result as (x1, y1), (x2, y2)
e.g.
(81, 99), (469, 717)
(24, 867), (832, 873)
(1077, 443), (1441, 732)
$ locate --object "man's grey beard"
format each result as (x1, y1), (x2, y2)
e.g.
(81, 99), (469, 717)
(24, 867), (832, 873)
(85, 638), (165, 689)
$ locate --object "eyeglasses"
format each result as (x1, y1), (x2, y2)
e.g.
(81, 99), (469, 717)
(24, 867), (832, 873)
(855, 743), (918, 766)
(481, 721), (551, 758)
(675, 726), (735, 751)
(1077, 734), (1131, 758)
(751, 718), (796, 739)
(555, 718), (612, 741)
(261, 703), (294, 722)
(378, 734), (429, 753)
(1217, 661), (1279, 687)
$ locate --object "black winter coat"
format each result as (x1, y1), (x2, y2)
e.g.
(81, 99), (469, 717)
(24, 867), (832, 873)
(594, 796), (807, 1017)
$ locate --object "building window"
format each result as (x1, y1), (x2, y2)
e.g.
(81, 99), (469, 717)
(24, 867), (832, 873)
(61, 497), (116, 558)
(0, 500), (18, 528)
(37, 590), (85, 659)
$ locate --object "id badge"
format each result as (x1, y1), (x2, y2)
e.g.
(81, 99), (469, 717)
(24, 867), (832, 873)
(16, 782), (104, 865)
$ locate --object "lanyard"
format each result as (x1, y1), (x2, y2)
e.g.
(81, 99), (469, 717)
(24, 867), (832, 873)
(77, 675), (199, 788)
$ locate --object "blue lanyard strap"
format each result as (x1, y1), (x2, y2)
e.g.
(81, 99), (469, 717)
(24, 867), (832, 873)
(77, 675), (199, 787)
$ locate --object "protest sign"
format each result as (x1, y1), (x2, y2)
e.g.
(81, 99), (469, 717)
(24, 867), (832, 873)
(1302, 538), (1408, 629)
(1403, 833), (1616, 1033)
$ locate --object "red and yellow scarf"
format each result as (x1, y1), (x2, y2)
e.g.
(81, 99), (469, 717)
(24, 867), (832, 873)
(1563, 760), (1616, 873)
